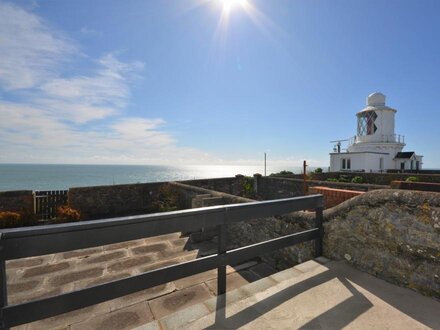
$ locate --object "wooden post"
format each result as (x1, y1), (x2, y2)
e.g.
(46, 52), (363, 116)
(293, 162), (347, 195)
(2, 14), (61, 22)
(303, 160), (308, 195)
(264, 153), (267, 177)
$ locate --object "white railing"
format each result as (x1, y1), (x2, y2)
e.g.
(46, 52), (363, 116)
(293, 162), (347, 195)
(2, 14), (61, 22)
(351, 134), (405, 145)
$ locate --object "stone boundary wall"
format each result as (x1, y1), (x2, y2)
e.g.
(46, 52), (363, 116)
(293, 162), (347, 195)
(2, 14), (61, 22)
(171, 181), (318, 270)
(68, 182), (166, 220)
(390, 181), (440, 193)
(178, 176), (248, 197)
(254, 176), (304, 199)
(323, 189), (440, 298)
(169, 181), (254, 210)
(254, 176), (386, 200)
(309, 186), (364, 209)
(297, 172), (440, 185)
(308, 178), (386, 192)
(0, 190), (34, 214)
(226, 189), (440, 298)
(169, 182), (255, 242)
(387, 169), (440, 175)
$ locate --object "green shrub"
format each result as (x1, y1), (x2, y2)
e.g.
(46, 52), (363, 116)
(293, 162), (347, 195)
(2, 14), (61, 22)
(338, 175), (350, 183)
(405, 176), (419, 182)
(242, 176), (255, 198)
(351, 176), (364, 184)
(314, 168), (323, 173)
(270, 170), (294, 177)
(326, 178), (339, 182)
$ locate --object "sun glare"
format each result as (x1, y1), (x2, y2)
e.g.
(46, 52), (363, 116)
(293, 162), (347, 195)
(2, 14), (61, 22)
(220, 0), (248, 13)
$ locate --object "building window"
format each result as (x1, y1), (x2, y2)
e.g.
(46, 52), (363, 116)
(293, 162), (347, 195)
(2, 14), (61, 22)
(379, 158), (384, 171)
(341, 158), (351, 170)
(357, 111), (378, 136)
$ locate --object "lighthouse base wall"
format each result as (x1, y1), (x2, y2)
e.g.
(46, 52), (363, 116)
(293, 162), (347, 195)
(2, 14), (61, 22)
(330, 152), (391, 172)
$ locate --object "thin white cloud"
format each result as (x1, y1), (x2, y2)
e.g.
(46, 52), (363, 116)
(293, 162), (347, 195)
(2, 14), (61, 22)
(110, 118), (174, 145)
(0, 1), (76, 90)
(80, 26), (102, 37)
(0, 2), (222, 165)
(38, 53), (144, 123)
(0, 101), (218, 164)
(41, 54), (143, 106)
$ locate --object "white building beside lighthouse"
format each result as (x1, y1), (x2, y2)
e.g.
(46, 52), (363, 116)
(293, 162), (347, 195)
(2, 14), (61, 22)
(330, 92), (423, 172)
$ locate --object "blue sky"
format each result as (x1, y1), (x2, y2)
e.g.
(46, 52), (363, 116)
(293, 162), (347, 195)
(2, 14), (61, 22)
(1, 0), (439, 168)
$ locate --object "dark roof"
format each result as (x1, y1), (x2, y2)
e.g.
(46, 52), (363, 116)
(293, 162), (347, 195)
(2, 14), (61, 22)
(395, 152), (415, 159)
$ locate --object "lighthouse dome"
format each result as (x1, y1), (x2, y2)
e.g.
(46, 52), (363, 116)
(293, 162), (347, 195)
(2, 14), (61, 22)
(367, 92), (386, 106)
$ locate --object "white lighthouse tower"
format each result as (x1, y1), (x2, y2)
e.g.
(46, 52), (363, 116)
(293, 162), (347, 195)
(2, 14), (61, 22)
(330, 92), (423, 172)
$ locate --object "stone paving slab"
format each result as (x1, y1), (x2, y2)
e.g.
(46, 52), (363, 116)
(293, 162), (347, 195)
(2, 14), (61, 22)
(226, 260), (258, 274)
(133, 320), (161, 330)
(108, 282), (176, 312)
(148, 283), (214, 319)
(174, 269), (218, 290)
(7, 232), (273, 329)
(173, 260), (440, 330)
(160, 303), (210, 330)
(16, 299), (112, 330)
(205, 270), (260, 295)
(268, 266), (303, 284)
(70, 301), (154, 330)
(247, 262), (277, 278)
(7, 233), (191, 328)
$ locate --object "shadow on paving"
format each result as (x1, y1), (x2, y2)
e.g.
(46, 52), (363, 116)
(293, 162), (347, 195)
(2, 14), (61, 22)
(207, 261), (439, 329)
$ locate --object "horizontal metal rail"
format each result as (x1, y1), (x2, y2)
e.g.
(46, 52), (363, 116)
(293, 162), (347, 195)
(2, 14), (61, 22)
(0, 195), (324, 328)
(0, 195), (323, 260)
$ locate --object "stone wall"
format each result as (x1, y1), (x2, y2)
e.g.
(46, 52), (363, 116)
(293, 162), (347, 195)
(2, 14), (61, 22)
(180, 175), (254, 199)
(390, 181), (440, 193)
(224, 188), (440, 298)
(227, 212), (317, 270)
(68, 182), (166, 219)
(170, 181), (317, 269)
(309, 186), (364, 209)
(308, 179), (387, 192)
(254, 176), (386, 200)
(302, 172), (440, 185)
(170, 181), (254, 209)
(169, 182), (254, 242)
(323, 189), (440, 298)
(254, 176), (304, 200)
(0, 190), (34, 213)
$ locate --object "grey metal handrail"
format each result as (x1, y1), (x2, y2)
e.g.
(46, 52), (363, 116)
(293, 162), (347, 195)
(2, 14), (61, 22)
(0, 194), (324, 328)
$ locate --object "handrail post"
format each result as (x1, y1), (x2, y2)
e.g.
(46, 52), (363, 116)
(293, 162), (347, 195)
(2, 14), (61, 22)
(217, 222), (227, 296)
(0, 258), (8, 330)
(314, 206), (324, 257)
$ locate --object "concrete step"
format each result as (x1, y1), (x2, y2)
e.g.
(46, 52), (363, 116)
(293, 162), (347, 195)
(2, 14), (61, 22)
(139, 257), (440, 330)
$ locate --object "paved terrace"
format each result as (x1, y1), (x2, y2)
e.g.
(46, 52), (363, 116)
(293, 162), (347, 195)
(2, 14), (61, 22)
(7, 232), (276, 329)
(7, 233), (440, 329)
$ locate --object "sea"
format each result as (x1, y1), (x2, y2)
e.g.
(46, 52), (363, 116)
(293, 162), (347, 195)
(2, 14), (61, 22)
(0, 164), (308, 192)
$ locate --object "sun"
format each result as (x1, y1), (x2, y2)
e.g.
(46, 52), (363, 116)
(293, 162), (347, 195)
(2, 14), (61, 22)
(219, 0), (248, 13)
